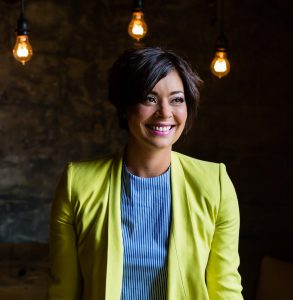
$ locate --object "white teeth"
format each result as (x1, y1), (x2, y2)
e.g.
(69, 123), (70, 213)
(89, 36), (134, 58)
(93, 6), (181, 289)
(150, 125), (172, 132)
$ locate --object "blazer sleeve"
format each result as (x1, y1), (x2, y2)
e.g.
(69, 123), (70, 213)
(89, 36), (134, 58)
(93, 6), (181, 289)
(206, 163), (243, 300)
(47, 163), (83, 300)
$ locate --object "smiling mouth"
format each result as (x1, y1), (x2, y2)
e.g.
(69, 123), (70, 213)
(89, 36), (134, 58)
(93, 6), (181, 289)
(146, 125), (174, 132)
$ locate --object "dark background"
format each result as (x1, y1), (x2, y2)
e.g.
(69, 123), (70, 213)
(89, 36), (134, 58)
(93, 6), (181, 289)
(0, 0), (292, 298)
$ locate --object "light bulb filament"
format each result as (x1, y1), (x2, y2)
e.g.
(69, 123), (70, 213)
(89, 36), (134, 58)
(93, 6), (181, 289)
(214, 59), (227, 72)
(132, 23), (144, 35)
(16, 44), (29, 57)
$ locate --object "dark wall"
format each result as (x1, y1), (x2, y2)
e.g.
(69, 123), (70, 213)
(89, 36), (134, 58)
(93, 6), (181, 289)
(0, 0), (292, 298)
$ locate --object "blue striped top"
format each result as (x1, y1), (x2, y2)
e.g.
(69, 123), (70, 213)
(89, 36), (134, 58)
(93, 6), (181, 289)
(120, 165), (171, 300)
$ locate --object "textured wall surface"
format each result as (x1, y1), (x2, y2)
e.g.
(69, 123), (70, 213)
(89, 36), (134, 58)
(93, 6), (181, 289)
(0, 0), (292, 298)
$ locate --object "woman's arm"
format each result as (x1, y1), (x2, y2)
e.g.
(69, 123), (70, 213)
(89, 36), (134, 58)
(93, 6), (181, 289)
(206, 163), (243, 300)
(47, 163), (83, 300)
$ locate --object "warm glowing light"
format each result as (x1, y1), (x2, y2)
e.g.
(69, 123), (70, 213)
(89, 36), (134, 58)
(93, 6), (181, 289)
(210, 51), (230, 79)
(214, 59), (227, 72)
(128, 11), (148, 41)
(13, 35), (33, 65)
(132, 23), (144, 35)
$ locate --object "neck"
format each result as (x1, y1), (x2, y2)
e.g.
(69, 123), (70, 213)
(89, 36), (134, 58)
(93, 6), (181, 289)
(125, 144), (172, 178)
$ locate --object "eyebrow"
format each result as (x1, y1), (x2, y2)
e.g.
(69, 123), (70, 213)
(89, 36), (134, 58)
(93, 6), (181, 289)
(149, 91), (184, 95)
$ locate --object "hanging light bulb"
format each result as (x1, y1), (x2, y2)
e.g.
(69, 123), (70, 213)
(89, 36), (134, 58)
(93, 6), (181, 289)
(210, 50), (230, 79)
(210, 34), (230, 79)
(210, 0), (231, 79)
(128, 11), (148, 41)
(128, 0), (148, 42)
(13, 35), (33, 65)
(13, 0), (33, 65)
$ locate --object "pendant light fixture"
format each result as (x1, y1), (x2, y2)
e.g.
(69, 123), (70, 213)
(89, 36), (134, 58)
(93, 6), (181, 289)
(210, 0), (230, 79)
(13, 0), (33, 65)
(128, 0), (148, 42)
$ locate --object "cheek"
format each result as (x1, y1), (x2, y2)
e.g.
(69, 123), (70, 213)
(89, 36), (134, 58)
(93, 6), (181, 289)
(135, 106), (154, 121)
(127, 107), (150, 129)
(177, 107), (188, 123)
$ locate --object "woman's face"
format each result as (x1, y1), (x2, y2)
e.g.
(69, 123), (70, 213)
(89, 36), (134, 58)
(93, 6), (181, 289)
(127, 70), (187, 152)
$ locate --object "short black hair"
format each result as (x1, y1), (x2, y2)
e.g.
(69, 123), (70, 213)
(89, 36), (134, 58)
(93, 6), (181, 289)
(108, 47), (203, 133)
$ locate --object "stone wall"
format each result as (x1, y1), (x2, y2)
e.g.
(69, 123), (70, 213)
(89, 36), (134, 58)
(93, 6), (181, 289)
(0, 0), (292, 298)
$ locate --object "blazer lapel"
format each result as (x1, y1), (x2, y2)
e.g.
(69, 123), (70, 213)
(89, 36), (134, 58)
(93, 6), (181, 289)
(167, 152), (207, 300)
(167, 152), (189, 300)
(105, 153), (124, 300)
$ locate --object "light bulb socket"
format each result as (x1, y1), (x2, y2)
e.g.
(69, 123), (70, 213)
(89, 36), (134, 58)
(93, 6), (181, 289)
(132, 0), (144, 12)
(15, 14), (30, 35)
(215, 34), (228, 52)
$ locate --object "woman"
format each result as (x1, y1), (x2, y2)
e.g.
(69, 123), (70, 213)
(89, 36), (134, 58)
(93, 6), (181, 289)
(47, 47), (243, 300)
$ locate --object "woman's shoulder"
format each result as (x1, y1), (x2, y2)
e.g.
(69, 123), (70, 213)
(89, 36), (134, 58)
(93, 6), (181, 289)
(171, 151), (235, 203)
(172, 151), (221, 171)
(70, 152), (118, 168)
(66, 152), (121, 180)
(171, 151), (230, 189)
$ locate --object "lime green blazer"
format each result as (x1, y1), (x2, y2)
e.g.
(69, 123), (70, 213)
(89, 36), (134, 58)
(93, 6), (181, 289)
(48, 151), (243, 300)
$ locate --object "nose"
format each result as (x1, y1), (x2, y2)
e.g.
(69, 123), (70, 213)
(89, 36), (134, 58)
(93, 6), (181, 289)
(156, 101), (172, 119)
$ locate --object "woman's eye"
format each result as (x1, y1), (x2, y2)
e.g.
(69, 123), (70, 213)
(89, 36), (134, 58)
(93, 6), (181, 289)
(171, 97), (185, 104)
(145, 95), (157, 103)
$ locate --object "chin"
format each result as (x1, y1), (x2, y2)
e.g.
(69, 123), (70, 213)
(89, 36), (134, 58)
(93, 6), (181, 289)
(147, 139), (178, 150)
